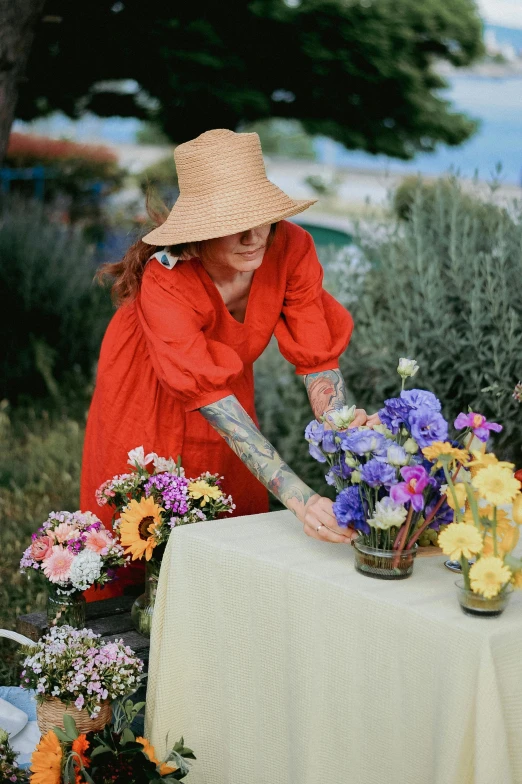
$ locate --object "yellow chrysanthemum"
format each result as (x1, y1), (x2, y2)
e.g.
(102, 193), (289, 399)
(438, 523), (483, 561)
(512, 493), (522, 526)
(444, 482), (468, 512)
(472, 465), (521, 506)
(469, 556), (512, 599)
(422, 442), (469, 467)
(466, 450), (514, 478)
(30, 730), (62, 784)
(188, 480), (223, 507)
(119, 496), (164, 561)
(483, 521), (519, 557)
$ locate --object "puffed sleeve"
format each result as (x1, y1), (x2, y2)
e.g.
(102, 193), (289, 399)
(136, 263), (243, 411)
(274, 226), (354, 375)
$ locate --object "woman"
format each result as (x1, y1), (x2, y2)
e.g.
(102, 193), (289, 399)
(81, 128), (368, 598)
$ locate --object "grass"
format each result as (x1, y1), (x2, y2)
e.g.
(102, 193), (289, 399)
(0, 402), (84, 684)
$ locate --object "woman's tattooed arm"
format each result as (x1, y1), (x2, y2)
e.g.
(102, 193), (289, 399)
(200, 395), (316, 519)
(303, 368), (348, 421)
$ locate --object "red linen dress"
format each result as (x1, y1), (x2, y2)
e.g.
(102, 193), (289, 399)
(80, 221), (353, 599)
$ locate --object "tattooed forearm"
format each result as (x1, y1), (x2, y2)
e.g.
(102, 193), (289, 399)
(200, 395), (316, 519)
(303, 368), (348, 421)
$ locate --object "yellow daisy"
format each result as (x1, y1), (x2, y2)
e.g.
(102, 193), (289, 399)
(444, 482), (468, 512)
(466, 450), (514, 478)
(188, 480), (223, 507)
(438, 523), (483, 561)
(472, 465), (521, 506)
(469, 556), (512, 599)
(30, 730), (63, 784)
(422, 442), (469, 467)
(119, 496), (164, 561)
(512, 493), (522, 526)
(511, 570), (522, 590)
(483, 521), (519, 557)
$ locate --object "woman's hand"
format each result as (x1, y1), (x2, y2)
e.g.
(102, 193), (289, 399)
(350, 408), (368, 428)
(301, 494), (357, 543)
(366, 412), (381, 427)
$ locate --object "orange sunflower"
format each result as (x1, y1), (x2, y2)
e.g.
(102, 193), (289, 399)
(31, 730), (63, 784)
(119, 496), (164, 560)
(136, 736), (177, 775)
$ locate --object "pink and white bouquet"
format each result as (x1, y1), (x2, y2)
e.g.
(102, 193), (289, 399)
(20, 625), (143, 716)
(20, 510), (127, 594)
(96, 446), (235, 564)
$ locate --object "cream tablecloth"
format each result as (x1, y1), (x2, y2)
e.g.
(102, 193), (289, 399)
(146, 511), (522, 784)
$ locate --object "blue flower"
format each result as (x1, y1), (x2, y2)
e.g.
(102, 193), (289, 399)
(408, 406), (448, 448)
(360, 458), (397, 488)
(378, 398), (410, 434)
(425, 497), (454, 530)
(333, 486), (369, 533)
(400, 388), (441, 413)
(305, 420), (324, 446)
(322, 430), (340, 454)
(326, 462), (353, 485)
(340, 429), (387, 456)
(308, 443), (327, 463)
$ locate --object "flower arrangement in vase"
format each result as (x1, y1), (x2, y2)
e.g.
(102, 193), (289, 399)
(305, 358), (510, 580)
(97, 446), (235, 635)
(436, 444), (522, 616)
(20, 511), (127, 627)
(30, 698), (195, 783)
(20, 625), (143, 735)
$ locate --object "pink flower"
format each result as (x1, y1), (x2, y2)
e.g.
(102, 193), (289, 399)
(454, 412), (502, 442)
(53, 522), (79, 543)
(390, 465), (431, 512)
(42, 545), (74, 583)
(30, 535), (54, 562)
(85, 528), (113, 555)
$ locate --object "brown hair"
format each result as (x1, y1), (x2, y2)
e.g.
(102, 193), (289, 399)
(96, 193), (278, 307)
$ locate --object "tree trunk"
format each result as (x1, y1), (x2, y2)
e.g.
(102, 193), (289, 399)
(0, 0), (46, 164)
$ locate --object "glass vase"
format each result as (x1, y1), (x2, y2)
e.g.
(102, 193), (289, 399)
(46, 587), (86, 628)
(353, 537), (418, 580)
(131, 560), (161, 637)
(455, 579), (513, 618)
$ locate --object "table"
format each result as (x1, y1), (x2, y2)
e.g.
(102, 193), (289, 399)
(145, 511), (522, 784)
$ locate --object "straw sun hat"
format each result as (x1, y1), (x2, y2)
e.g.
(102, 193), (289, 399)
(142, 128), (316, 246)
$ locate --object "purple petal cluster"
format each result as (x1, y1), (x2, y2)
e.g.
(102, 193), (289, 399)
(144, 472), (190, 514)
(360, 458), (397, 488)
(408, 407), (448, 447)
(379, 388), (446, 441)
(340, 429), (387, 456)
(333, 486), (369, 533)
(454, 412), (502, 442)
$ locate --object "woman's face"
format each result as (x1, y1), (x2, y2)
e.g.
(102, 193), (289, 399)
(202, 224), (272, 273)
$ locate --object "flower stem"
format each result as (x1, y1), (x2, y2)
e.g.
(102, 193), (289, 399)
(493, 507), (498, 557)
(460, 555), (471, 591)
(392, 505), (413, 567)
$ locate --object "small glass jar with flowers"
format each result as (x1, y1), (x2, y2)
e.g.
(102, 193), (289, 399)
(20, 625), (143, 735)
(20, 511), (127, 628)
(97, 446), (235, 636)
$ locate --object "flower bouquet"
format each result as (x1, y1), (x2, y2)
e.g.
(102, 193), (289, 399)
(0, 729), (29, 783)
(305, 358), (508, 580)
(30, 698), (195, 783)
(20, 511), (127, 627)
(20, 625), (143, 735)
(97, 446), (235, 635)
(437, 446), (522, 616)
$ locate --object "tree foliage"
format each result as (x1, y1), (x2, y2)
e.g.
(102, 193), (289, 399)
(16, 0), (484, 158)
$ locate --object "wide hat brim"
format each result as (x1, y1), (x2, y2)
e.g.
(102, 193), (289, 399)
(142, 181), (316, 246)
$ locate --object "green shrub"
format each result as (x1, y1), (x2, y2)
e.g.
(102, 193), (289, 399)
(0, 403), (84, 684)
(0, 199), (113, 405)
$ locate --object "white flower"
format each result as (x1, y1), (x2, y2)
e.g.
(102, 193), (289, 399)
(344, 453), (359, 468)
(397, 358), (419, 379)
(351, 470), (362, 484)
(371, 497), (408, 530)
(324, 405), (356, 430)
(153, 454), (184, 475)
(403, 438), (419, 455)
(70, 550), (103, 591)
(127, 446), (156, 469)
(386, 443), (408, 467)
(372, 423), (394, 439)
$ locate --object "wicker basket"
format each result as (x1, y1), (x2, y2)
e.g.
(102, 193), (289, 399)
(37, 696), (112, 735)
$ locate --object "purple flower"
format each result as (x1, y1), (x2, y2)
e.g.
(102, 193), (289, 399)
(378, 397), (410, 434)
(340, 429), (387, 456)
(305, 420), (324, 446)
(360, 458), (397, 488)
(408, 406), (448, 448)
(400, 389), (441, 413)
(308, 443), (327, 463)
(333, 486), (368, 533)
(144, 473), (189, 514)
(425, 497), (454, 530)
(454, 412), (502, 442)
(325, 462), (352, 486)
(390, 465), (431, 511)
(322, 430), (340, 454)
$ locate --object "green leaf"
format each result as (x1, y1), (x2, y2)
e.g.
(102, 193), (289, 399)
(121, 727), (135, 745)
(90, 744), (113, 758)
(62, 714), (79, 740)
(52, 727), (72, 744)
